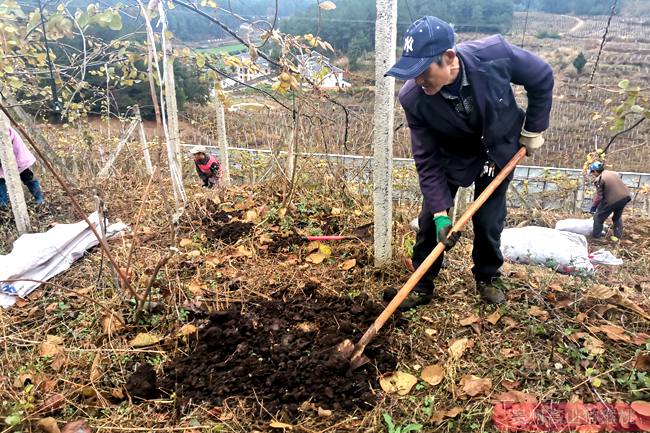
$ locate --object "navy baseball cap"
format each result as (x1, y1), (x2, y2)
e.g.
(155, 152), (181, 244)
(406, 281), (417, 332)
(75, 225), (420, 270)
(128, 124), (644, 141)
(385, 16), (455, 80)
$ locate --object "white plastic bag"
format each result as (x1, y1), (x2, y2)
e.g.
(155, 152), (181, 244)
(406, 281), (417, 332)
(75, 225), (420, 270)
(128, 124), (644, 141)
(555, 218), (607, 237)
(589, 249), (623, 266)
(500, 226), (594, 275)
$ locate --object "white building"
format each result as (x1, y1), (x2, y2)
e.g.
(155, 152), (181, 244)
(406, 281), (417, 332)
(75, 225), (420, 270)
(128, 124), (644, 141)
(296, 52), (351, 90)
(221, 53), (273, 89)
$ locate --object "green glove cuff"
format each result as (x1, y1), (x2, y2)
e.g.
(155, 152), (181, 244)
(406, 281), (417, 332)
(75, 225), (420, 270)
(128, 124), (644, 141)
(433, 215), (452, 230)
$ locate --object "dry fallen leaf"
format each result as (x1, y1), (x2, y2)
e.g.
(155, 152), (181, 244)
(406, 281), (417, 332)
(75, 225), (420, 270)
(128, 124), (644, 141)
(259, 234), (274, 244)
(431, 410), (446, 424)
(431, 407), (463, 425)
(51, 354), (67, 372)
(178, 324), (198, 337)
(244, 209), (259, 222)
(269, 420), (293, 430)
(340, 258), (356, 271)
(499, 348), (520, 358)
(130, 333), (162, 348)
(459, 314), (480, 326)
(460, 375), (492, 397)
(179, 238), (194, 248)
(486, 309), (502, 325)
(100, 312), (124, 336)
(634, 333), (650, 346)
(501, 380), (520, 390)
(234, 245), (253, 258)
(39, 393), (64, 413)
(306, 241), (320, 253)
(421, 364), (444, 386)
(37, 417), (60, 433)
(584, 336), (605, 355)
(527, 306), (549, 320)
(317, 407), (332, 417)
(587, 284), (616, 300)
(424, 328), (437, 338)
(492, 390), (537, 404)
(448, 337), (470, 360)
(379, 371), (418, 396)
(635, 355), (650, 372)
(40, 335), (64, 357)
(305, 252), (327, 264)
(61, 420), (92, 433)
(90, 353), (102, 382)
(597, 324), (632, 343)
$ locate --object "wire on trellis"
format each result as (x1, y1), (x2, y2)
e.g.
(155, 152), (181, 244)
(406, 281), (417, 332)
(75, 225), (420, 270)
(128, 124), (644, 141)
(588, 0), (618, 86)
(520, 0), (531, 48)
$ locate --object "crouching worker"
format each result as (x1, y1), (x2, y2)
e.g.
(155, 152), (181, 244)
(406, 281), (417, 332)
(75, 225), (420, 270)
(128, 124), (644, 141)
(589, 161), (631, 238)
(190, 145), (221, 188)
(0, 126), (45, 208)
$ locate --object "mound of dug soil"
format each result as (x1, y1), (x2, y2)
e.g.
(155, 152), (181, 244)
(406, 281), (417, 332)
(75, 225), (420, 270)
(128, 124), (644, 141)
(159, 291), (399, 416)
(205, 221), (254, 244)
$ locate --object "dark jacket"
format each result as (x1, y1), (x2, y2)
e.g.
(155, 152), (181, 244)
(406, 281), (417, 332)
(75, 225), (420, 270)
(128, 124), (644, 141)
(399, 35), (554, 213)
(592, 170), (631, 209)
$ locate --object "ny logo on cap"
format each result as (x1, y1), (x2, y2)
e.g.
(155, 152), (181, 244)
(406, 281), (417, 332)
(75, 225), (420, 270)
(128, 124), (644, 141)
(403, 36), (414, 53)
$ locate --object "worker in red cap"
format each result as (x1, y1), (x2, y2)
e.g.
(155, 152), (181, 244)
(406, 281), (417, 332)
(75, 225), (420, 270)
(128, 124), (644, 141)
(190, 145), (221, 188)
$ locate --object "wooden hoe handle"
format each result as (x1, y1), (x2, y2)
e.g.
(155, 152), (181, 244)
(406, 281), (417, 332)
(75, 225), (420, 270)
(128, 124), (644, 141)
(350, 147), (527, 361)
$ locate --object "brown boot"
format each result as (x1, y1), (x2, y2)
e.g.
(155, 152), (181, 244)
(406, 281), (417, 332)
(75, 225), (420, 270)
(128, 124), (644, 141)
(383, 289), (433, 312)
(476, 279), (506, 304)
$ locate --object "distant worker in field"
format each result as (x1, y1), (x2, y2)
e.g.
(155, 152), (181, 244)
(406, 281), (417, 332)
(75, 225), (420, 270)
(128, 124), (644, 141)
(588, 161), (631, 239)
(385, 16), (554, 307)
(0, 126), (45, 208)
(190, 145), (221, 189)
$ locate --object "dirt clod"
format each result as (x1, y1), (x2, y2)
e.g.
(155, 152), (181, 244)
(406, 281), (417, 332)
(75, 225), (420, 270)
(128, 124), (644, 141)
(125, 363), (158, 400)
(159, 291), (399, 416)
(205, 221), (254, 244)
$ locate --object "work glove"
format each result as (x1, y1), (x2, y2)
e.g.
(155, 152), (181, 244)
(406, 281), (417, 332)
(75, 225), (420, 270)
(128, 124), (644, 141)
(519, 128), (545, 156)
(434, 215), (461, 250)
(589, 205), (597, 214)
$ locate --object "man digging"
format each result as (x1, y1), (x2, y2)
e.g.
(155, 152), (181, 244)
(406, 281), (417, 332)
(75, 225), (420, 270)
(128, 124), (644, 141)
(588, 161), (631, 239)
(385, 16), (554, 308)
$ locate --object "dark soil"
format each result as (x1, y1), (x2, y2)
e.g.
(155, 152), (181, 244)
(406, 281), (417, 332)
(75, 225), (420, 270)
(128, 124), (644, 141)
(267, 233), (305, 253)
(205, 221), (254, 244)
(125, 363), (158, 399)
(201, 209), (243, 225)
(156, 291), (400, 417)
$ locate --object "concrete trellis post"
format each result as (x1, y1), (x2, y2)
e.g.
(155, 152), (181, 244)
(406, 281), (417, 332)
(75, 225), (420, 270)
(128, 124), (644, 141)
(372, 0), (398, 266)
(215, 97), (231, 186)
(0, 108), (31, 234)
(134, 105), (153, 176)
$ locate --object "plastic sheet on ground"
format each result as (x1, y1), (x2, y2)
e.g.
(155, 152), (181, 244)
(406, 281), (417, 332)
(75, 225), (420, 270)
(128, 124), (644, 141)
(0, 212), (128, 308)
(500, 226), (594, 275)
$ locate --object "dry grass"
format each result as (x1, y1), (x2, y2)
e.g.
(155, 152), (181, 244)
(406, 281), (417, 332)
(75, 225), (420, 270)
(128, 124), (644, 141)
(1, 150), (649, 433)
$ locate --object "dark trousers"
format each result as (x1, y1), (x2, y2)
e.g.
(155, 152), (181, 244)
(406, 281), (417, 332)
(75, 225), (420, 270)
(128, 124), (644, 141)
(593, 197), (630, 238)
(0, 168), (35, 186)
(411, 172), (510, 294)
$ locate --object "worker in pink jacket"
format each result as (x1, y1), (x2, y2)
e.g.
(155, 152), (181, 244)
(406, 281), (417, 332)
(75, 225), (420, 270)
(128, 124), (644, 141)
(0, 127), (45, 207)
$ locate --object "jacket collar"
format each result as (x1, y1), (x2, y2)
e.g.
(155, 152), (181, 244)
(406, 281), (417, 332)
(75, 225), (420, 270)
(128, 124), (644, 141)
(457, 48), (487, 131)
